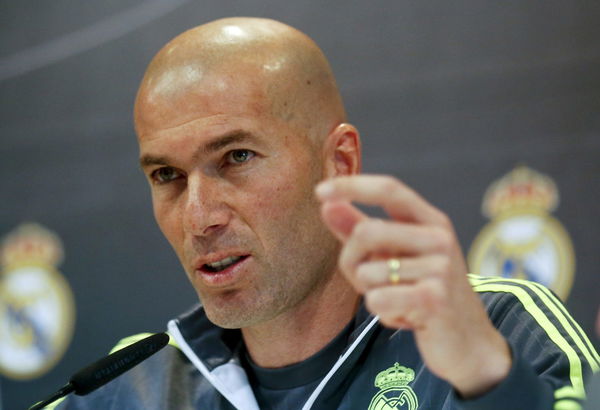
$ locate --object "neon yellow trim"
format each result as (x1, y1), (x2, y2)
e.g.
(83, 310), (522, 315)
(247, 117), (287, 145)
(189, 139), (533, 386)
(109, 332), (154, 353)
(553, 399), (582, 410)
(530, 281), (600, 367)
(467, 274), (488, 286)
(472, 282), (586, 398)
(109, 332), (179, 354)
(469, 275), (600, 371)
(555, 386), (586, 400)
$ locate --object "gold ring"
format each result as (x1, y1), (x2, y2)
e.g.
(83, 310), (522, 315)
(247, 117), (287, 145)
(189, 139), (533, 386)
(387, 258), (401, 284)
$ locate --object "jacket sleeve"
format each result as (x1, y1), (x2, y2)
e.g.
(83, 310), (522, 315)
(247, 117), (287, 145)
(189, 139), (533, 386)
(453, 276), (599, 410)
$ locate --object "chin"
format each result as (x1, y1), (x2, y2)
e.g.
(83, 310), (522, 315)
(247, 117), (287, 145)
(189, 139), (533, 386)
(200, 292), (278, 329)
(204, 306), (268, 329)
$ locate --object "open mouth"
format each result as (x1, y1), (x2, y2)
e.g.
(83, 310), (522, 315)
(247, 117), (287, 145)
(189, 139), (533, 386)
(202, 255), (248, 273)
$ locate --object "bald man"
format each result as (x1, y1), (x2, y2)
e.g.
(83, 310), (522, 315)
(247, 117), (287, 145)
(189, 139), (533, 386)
(53, 17), (598, 410)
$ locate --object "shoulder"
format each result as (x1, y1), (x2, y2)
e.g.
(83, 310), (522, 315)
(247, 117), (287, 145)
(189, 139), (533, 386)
(468, 274), (600, 405)
(468, 273), (572, 323)
(467, 274), (597, 365)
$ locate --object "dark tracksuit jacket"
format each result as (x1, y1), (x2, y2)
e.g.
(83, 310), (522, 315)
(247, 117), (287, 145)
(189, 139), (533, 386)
(53, 275), (599, 409)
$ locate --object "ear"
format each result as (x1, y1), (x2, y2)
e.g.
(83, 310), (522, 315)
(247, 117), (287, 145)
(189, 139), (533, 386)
(322, 123), (362, 178)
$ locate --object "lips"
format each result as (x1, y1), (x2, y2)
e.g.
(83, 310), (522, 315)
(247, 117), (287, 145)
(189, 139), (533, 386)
(203, 255), (244, 272)
(195, 253), (250, 287)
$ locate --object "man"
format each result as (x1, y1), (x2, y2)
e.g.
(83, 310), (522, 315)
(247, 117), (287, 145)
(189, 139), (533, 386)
(54, 17), (598, 409)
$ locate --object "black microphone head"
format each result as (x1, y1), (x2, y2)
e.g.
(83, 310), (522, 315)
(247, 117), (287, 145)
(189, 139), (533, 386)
(69, 332), (169, 395)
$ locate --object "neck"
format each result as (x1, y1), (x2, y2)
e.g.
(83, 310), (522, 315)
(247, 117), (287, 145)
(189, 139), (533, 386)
(241, 271), (360, 368)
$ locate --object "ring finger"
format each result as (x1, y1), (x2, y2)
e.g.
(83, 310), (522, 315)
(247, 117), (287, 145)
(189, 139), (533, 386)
(353, 255), (445, 292)
(339, 220), (443, 276)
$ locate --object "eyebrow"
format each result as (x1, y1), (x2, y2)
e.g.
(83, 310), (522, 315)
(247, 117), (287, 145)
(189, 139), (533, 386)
(139, 130), (256, 168)
(203, 130), (253, 153)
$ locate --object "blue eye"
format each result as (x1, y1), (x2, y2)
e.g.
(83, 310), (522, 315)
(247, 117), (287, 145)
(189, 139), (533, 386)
(228, 149), (255, 164)
(151, 167), (182, 183)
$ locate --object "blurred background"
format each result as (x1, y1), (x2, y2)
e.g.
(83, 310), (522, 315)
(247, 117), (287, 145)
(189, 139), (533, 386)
(1, 1), (599, 408)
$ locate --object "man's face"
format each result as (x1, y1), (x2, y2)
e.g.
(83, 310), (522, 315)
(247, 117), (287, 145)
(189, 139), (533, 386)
(136, 67), (340, 328)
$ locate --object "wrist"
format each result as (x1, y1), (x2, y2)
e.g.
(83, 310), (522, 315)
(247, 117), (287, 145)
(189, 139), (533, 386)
(451, 330), (512, 399)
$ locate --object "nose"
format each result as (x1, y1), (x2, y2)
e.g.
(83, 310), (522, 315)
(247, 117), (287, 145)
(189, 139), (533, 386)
(183, 174), (232, 237)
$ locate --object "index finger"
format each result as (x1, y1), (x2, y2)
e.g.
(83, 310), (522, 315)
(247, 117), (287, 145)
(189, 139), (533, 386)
(316, 174), (447, 226)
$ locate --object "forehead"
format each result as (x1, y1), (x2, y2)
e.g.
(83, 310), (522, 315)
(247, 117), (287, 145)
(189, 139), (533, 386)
(135, 64), (273, 141)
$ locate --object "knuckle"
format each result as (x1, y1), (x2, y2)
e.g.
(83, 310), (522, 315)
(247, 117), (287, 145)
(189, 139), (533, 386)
(355, 265), (372, 290)
(339, 257), (353, 277)
(365, 290), (388, 313)
(436, 211), (452, 228)
(380, 176), (399, 194)
(416, 280), (447, 312)
(379, 316), (401, 329)
(364, 293), (376, 313)
(432, 228), (453, 253)
(338, 249), (354, 276)
(431, 255), (451, 277)
(352, 220), (371, 241)
(352, 219), (381, 242)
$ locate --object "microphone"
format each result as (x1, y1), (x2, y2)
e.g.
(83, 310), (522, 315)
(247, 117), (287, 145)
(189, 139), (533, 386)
(29, 332), (170, 410)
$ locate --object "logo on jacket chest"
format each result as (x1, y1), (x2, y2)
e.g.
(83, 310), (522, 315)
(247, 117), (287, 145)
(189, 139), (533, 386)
(368, 362), (419, 410)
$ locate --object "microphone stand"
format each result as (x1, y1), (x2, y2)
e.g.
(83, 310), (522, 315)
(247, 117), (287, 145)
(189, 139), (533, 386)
(29, 383), (74, 410)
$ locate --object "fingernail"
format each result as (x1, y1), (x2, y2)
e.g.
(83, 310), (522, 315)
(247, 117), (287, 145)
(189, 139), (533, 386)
(316, 182), (334, 198)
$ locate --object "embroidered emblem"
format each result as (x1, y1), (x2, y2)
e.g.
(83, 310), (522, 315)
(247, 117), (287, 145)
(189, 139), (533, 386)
(0, 223), (75, 379)
(368, 362), (419, 410)
(468, 166), (575, 300)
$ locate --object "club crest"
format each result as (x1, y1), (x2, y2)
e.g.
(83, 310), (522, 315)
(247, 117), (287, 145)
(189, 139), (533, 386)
(468, 166), (575, 300)
(368, 362), (419, 410)
(0, 223), (75, 379)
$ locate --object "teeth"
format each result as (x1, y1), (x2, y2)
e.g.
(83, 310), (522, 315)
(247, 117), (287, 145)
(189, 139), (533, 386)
(205, 256), (242, 271)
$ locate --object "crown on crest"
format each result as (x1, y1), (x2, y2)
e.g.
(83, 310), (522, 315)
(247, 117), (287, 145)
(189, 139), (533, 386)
(1, 223), (64, 269)
(374, 363), (415, 389)
(482, 165), (558, 218)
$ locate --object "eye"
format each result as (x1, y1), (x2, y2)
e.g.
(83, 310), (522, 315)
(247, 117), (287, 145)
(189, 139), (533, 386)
(150, 167), (182, 184)
(226, 149), (255, 165)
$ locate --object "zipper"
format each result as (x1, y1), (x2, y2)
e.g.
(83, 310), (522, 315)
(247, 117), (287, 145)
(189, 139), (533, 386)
(301, 316), (380, 410)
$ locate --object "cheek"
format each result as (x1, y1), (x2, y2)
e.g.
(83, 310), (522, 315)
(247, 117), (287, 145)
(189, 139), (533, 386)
(262, 184), (295, 210)
(255, 173), (311, 218)
(152, 193), (183, 250)
(249, 167), (322, 238)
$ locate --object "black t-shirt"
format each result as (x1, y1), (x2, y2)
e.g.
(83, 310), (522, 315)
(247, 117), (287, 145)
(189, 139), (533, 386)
(241, 320), (355, 410)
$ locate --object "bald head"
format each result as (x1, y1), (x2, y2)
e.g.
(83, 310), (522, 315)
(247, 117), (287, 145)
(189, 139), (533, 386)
(134, 17), (346, 144)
